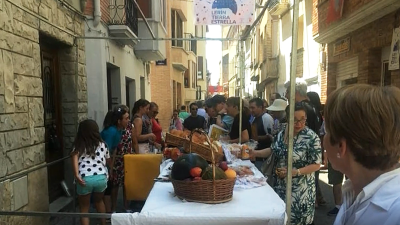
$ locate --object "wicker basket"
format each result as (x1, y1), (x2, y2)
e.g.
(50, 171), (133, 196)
(171, 129), (235, 204)
(182, 132), (224, 163)
(165, 132), (187, 147)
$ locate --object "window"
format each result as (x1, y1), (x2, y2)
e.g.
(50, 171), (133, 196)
(196, 86), (201, 100)
(160, 0), (167, 28)
(171, 10), (183, 47)
(192, 61), (197, 88)
(137, 0), (152, 18)
(184, 60), (190, 88)
(341, 77), (357, 86)
(382, 61), (391, 86)
(223, 41), (228, 50)
(197, 56), (204, 79)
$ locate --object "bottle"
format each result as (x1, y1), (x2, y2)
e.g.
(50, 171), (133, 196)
(241, 144), (250, 160)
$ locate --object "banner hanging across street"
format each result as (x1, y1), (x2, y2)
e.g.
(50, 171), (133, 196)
(194, 0), (255, 25)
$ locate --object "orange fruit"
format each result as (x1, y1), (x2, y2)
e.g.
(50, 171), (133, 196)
(224, 168), (237, 179)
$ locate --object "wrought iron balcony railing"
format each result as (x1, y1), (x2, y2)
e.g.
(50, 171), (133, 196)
(109, 0), (139, 36)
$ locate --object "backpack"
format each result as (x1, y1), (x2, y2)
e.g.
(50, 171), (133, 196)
(261, 152), (277, 187)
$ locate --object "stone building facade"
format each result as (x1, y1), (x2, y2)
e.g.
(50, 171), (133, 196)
(313, 0), (400, 96)
(0, 0), (87, 224)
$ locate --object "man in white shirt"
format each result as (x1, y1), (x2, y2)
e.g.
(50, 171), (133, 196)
(249, 98), (274, 170)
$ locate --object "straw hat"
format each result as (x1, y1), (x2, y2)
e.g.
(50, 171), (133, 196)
(267, 99), (288, 111)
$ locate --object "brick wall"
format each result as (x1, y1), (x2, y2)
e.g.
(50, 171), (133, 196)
(320, 46), (327, 103)
(326, 11), (400, 96)
(84, 0), (93, 16)
(317, 0), (378, 35)
(312, 0), (319, 36)
(100, 0), (111, 23)
(84, 0), (110, 23)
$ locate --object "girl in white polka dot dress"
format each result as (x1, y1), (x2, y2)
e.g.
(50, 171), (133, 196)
(71, 119), (110, 225)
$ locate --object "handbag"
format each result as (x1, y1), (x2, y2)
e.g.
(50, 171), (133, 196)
(261, 152), (277, 187)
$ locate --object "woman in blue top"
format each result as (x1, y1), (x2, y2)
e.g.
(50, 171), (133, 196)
(100, 105), (130, 214)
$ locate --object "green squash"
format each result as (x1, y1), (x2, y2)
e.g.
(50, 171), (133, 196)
(170, 153), (209, 180)
(201, 166), (227, 180)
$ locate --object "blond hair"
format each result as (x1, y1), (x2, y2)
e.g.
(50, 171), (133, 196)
(324, 84), (400, 170)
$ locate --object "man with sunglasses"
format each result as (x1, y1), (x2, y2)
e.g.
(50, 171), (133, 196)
(183, 102), (206, 131)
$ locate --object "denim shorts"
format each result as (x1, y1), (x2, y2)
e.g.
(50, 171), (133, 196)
(76, 174), (107, 195)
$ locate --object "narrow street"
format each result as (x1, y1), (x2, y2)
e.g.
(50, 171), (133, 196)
(314, 171), (336, 225)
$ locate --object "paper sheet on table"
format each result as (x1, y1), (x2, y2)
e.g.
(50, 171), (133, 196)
(229, 160), (268, 189)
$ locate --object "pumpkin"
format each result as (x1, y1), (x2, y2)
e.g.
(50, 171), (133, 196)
(170, 153), (209, 180)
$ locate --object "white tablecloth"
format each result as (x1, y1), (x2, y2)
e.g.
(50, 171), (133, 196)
(112, 161), (286, 225)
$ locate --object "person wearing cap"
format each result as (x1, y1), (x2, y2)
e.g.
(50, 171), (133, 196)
(267, 98), (288, 137)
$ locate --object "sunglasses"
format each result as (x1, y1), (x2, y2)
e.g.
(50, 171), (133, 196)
(191, 108), (198, 111)
(153, 111), (159, 115)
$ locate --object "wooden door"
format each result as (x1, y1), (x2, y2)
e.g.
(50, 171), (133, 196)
(41, 49), (64, 203)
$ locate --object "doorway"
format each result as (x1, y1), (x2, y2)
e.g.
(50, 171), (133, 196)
(41, 48), (64, 203)
(140, 77), (145, 99)
(173, 81), (177, 110)
(125, 77), (136, 110)
(107, 68), (112, 111)
(381, 61), (391, 86)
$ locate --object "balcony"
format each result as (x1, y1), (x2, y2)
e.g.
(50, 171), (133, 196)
(184, 33), (197, 55)
(268, 0), (290, 17)
(258, 57), (279, 90)
(108, 0), (139, 46)
(134, 20), (167, 61)
(134, 0), (167, 61)
(184, 88), (196, 101)
(171, 47), (189, 71)
(315, 0), (400, 43)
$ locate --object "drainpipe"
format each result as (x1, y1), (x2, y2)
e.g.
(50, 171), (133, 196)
(93, 0), (101, 27)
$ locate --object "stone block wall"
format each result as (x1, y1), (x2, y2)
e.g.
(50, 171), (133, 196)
(0, 0), (87, 224)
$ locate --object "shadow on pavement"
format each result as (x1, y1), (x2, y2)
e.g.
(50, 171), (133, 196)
(314, 170), (337, 225)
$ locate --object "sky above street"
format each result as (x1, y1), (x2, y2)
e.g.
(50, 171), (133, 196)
(206, 25), (222, 86)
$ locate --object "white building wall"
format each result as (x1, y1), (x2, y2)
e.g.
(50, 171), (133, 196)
(85, 21), (149, 126)
(277, 0), (321, 97)
(85, 22), (109, 126)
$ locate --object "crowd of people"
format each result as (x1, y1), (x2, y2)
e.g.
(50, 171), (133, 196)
(69, 78), (400, 225)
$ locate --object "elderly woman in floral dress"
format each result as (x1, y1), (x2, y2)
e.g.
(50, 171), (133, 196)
(251, 103), (321, 225)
